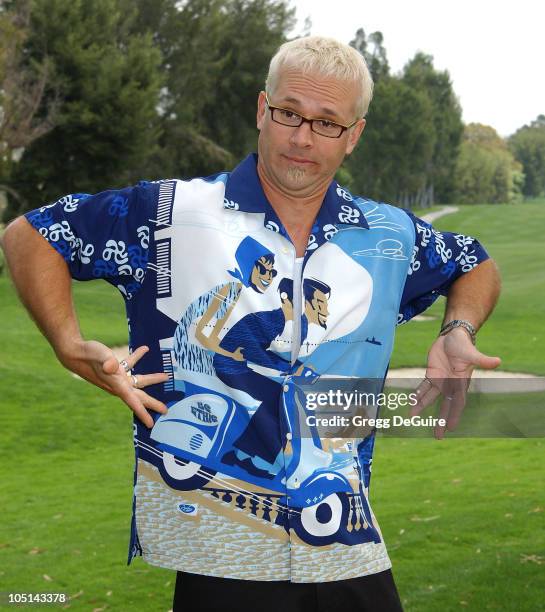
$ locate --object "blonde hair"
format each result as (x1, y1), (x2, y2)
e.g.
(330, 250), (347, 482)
(265, 36), (374, 118)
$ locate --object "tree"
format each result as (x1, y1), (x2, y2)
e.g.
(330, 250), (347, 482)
(454, 123), (523, 204)
(344, 75), (435, 205)
(349, 27), (389, 82)
(402, 53), (463, 203)
(345, 35), (461, 208)
(199, 0), (296, 158)
(128, 0), (232, 179)
(129, 0), (294, 178)
(509, 115), (545, 197)
(346, 29), (433, 204)
(4, 0), (162, 218)
(0, 0), (58, 204)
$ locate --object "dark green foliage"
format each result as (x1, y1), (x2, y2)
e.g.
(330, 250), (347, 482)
(5, 0), (162, 216)
(509, 115), (545, 197)
(349, 27), (389, 82)
(143, 120), (235, 181)
(402, 53), (463, 203)
(3, 0), (294, 216)
(199, 0), (295, 158)
(344, 76), (435, 205)
(344, 33), (462, 208)
(129, 0), (294, 179)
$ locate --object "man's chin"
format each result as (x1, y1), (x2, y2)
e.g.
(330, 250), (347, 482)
(285, 166), (308, 186)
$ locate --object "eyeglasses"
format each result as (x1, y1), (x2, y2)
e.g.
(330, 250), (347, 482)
(256, 261), (278, 277)
(265, 94), (359, 139)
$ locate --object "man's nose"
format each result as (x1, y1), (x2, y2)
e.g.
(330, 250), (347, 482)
(289, 119), (314, 148)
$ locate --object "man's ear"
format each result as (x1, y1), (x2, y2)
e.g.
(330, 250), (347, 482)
(345, 119), (366, 156)
(256, 91), (267, 130)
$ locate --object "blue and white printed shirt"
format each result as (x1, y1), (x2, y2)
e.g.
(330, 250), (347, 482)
(25, 154), (488, 582)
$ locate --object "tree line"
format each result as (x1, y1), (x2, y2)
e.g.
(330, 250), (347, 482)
(1, 0), (544, 222)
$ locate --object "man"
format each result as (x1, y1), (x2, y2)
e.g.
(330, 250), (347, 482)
(3, 36), (500, 611)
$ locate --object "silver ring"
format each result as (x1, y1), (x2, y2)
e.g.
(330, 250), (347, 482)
(132, 375), (139, 388)
(445, 395), (454, 401)
(120, 359), (130, 373)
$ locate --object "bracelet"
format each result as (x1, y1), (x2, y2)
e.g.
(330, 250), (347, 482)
(439, 319), (476, 344)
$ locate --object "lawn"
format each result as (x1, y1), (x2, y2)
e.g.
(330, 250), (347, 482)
(1, 201), (543, 611)
(392, 200), (545, 375)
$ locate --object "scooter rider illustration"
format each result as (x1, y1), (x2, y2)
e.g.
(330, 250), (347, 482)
(173, 235), (277, 376)
(220, 277), (332, 480)
(150, 274), (379, 545)
(217, 277), (304, 478)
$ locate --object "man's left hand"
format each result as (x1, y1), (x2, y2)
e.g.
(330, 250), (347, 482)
(411, 327), (501, 439)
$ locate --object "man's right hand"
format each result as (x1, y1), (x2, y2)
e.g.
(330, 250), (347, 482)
(61, 341), (169, 428)
(2, 218), (169, 428)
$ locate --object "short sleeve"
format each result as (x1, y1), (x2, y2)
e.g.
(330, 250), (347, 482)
(398, 209), (490, 324)
(24, 183), (158, 300)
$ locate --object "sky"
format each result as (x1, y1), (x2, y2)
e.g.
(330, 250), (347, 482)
(289, 0), (545, 137)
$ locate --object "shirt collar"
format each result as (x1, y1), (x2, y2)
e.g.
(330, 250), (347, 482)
(223, 154), (369, 247)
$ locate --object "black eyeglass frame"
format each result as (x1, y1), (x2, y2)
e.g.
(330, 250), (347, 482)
(264, 93), (360, 139)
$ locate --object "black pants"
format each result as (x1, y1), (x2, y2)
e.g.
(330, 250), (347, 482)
(173, 569), (403, 612)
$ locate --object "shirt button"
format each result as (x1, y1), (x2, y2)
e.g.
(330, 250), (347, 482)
(282, 246), (290, 254)
(283, 384), (289, 392)
(286, 432), (292, 440)
(292, 481), (300, 489)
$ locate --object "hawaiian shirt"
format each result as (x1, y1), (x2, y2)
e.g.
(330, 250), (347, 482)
(25, 153), (489, 582)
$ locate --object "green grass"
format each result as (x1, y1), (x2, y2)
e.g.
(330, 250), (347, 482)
(372, 437), (544, 611)
(392, 201), (545, 375)
(0, 279), (173, 611)
(1, 201), (544, 610)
